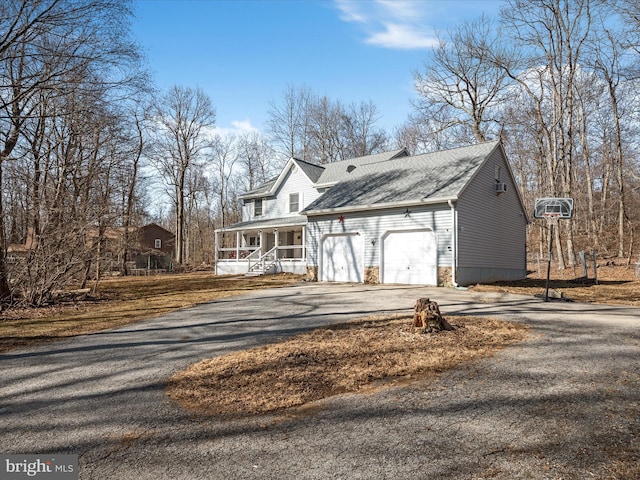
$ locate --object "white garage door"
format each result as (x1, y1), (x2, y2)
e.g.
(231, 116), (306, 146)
(382, 230), (437, 285)
(321, 234), (364, 283)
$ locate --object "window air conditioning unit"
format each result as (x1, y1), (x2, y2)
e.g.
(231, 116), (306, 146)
(495, 182), (508, 194)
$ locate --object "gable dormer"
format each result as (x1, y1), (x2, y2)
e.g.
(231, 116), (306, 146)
(239, 158), (325, 222)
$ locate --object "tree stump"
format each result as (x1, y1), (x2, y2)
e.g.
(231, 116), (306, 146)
(413, 298), (455, 333)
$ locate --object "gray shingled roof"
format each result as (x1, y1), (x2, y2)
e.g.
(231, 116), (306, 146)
(304, 141), (499, 213)
(239, 150), (405, 199)
(240, 178), (277, 198)
(217, 215), (307, 232)
(315, 148), (408, 185)
(293, 158), (325, 183)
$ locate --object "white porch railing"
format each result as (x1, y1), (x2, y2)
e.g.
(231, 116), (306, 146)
(247, 246), (278, 275)
(218, 246), (304, 262)
(245, 247), (262, 264)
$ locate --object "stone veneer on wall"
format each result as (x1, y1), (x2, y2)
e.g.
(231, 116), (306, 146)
(306, 266), (318, 282)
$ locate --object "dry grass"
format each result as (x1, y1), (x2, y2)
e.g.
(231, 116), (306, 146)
(469, 264), (640, 305)
(0, 272), (301, 352)
(167, 315), (529, 417)
(3, 263), (636, 354)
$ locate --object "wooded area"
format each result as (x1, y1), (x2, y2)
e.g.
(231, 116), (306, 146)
(1, 0), (638, 307)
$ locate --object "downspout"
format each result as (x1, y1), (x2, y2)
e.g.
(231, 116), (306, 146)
(448, 200), (458, 287)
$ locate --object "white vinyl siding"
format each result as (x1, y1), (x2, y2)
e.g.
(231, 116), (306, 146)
(306, 205), (453, 269)
(244, 163), (321, 222)
(268, 166), (315, 218)
(241, 200), (252, 222)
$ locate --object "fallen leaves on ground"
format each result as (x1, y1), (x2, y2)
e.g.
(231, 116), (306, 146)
(468, 264), (640, 305)
(167, 315), (529, 417)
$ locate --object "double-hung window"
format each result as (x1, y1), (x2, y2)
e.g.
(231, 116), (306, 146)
(254, 198), (263, 217)
(289, 193), (300, 213)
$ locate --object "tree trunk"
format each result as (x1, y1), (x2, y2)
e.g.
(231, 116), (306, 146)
(0, 157), (10, 303)
(413, 298), (455, 333)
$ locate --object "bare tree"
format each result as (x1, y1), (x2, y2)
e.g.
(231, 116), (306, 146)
(209, 134), (239, 228)
(268, 86), (389, 164)
(342, 100), (388, 158)
(413, 15), (511, 145)
(618, 0), (640, 56)
(237, 130), (277, 191)
(498, 0), (596, 268)
(591, 26), (637, 257)
(307, 95), (345, 163)
(118, 97), (153, 274)
(0, 0), (143, 305)
(151, 85), (215, 266)
(267, 84), (313, 161)
(183, 162), (212, 265)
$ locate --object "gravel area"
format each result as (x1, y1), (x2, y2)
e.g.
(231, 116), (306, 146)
(1, 283), (638, 479)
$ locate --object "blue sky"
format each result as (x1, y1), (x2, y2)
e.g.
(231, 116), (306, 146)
(131, 0), (503, 135)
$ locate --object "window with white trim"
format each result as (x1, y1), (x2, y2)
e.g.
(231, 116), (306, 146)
(155, 239), (162, 249)
(255, 198), (263, 217)
(495, 165), (502, 182)
(289, 193), (300, 213)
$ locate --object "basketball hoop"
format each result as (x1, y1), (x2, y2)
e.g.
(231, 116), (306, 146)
(534, 198), (574, 220)
(534, 197), (574, 302)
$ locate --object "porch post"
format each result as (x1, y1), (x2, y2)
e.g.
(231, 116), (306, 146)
(274, 229), (279, 260)
(236, 231), (240, 262)
(214, 231), (219, 275)
(259, 230), (264, 255)
(301, 225), (306, 261)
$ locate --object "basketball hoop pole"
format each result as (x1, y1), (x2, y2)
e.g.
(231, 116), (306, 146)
(534, 197), (574, 302)
(544, 219), (554, 302)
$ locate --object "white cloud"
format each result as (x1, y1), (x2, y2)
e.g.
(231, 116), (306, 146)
(376, 0), (424, 21)
(334, 0), (367, 23)
(333, 0), (437, 50)
(231, 119), (258, 132)
(208, 119), (259, 139)
(366, 23), (438, 49)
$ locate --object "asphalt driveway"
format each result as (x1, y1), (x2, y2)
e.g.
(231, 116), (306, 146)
(1, 282), (639, 479)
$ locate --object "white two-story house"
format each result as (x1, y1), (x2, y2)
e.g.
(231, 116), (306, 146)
(215, 141), (528, 286)
(214, 149), (407, 276)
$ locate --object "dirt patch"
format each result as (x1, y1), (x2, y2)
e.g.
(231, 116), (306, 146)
(167, 315), (529, 417)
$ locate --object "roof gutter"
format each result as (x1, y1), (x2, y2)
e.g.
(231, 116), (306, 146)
(312, 181), (339, 189)
(239, 192), (273, 200)
(215, 218), (308, 233)
(304, 196), (458, 216)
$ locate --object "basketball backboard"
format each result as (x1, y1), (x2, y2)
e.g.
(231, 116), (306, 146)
(534, 197), (574, 219)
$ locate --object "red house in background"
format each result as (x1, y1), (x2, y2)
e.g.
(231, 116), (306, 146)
(8, 223), (176, 276)
(127, 223), (175, 272)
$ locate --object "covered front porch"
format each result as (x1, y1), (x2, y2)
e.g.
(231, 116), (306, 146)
(214, 216), (307, 276)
